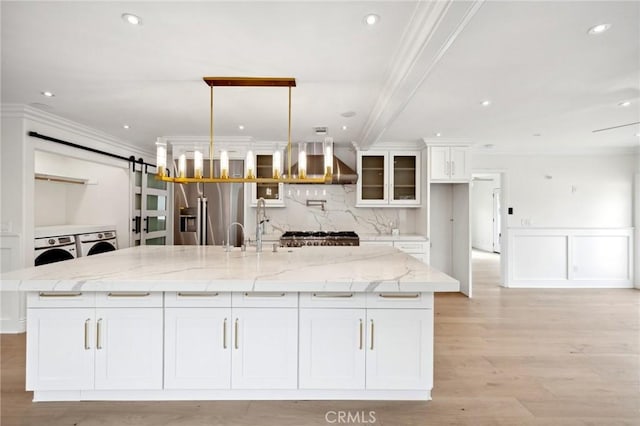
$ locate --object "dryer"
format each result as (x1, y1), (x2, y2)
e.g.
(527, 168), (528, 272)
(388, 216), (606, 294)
(34, 235), (77, 266)
(76, 230), (118, 256)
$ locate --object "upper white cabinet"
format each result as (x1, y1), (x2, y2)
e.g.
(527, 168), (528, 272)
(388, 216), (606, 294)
(250, 153), (284, 207)
(429, 146), (470, 182)
(357, 150), (421, 207)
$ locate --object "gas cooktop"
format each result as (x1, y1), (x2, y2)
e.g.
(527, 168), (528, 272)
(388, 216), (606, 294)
(279, 231), (359, 247)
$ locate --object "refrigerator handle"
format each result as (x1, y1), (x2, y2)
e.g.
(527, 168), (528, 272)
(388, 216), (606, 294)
(197, 197), (208, 245)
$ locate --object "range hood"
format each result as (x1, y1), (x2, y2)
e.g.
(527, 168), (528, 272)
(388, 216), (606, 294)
(290, 143), (358, 184)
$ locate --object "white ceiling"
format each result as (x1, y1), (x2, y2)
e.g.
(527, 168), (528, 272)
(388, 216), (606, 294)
(2, 1), (639, 154)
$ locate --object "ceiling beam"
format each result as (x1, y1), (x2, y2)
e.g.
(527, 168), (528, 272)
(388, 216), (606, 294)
(356, 0), (485, 150)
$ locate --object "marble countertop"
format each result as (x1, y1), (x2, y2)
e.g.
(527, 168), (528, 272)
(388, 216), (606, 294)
(359, 234), (428, 242)
(1, 245), (459, 293)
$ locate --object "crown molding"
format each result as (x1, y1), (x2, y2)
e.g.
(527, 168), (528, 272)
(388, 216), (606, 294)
(357, 0), (485, 150)
(1, 104), (153, 158)
(472, 145), (638, 157)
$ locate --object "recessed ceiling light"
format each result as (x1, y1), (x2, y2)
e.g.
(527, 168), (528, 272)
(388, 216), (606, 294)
(41, 91), (55, 97)
(435, 132), (442, 137)
(483, 144), (495, 149)
(364, 14), (380, 26)
(636, 133), (640, 137)
(618, 101), (631, 107)
(480, 100), (491, 107)
(341, 111), (356, 118)
(587, 23), (611, 35)
(122, 13), (142, 25)
(238, 124), (245, 130)
(533, 133), (541, 137)
(123, 124), (130, 129)
(341, 125), (348, 131)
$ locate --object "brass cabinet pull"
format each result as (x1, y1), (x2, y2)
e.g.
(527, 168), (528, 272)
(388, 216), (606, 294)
(107, 292), (151, 297)
(96, 319), (103, 350)
(359, 319), (363, 350)
(243, 292), (285, 297)
(177, 292), (219, 297)
(84, 319), (91, 350)
(39, 292), (82, 297)
(312, 293), (354, 298)
(370, 319), (374, 350)
(234, 318), (239, 349)
(379, 293), (420, 299)
(223, 318), (228, 349)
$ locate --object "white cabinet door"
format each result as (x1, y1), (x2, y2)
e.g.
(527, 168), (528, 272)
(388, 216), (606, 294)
(450, 147), (470, 181)
(164, 308), (231, 389)
(357, 152), (388, 206)
(366, 309), (433, 390)
(299, 308), (365, 389)
(231, 308), (298, 389)
(389, 151), (421, 206)
(26, 308), (95, 391)
(429, 147), (450, 180)
(94, 308), (163, 390)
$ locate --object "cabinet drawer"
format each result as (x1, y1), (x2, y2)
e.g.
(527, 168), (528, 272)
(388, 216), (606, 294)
(299, 292), (366, 308)
(231, 292), (298, 308)
(394, 241), (427, 253)
(27, 291), (95, 308)
(95, 291), (163, 308)
(366, 292), (433, 309)
(165, 291), (231, 307)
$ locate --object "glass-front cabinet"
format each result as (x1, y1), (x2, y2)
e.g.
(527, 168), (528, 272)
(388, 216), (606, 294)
(131, 167), (170, 246)
(250, 153), (284, 207)
(356, 150), (421, 207)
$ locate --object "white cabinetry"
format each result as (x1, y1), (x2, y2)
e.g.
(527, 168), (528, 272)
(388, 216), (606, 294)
(357, 150), (421, 207)
(429, 146), (470, 182)
(94, 308), (163, 390)
(26, 292), (163, 392)
(298, 292), (433, 392)
(164, 292), (298, 390)
(232, 308), (298, 389)
(164, 307), (231, 389)
(26, 308), (95, 390)
(250, 153), (284, 207)
(365, 308), (432, 390)
(360, 239), (430, 264)
(299, 308), (366, 389)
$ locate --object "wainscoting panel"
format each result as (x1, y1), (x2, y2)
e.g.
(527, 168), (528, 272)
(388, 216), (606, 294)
(507, 228), (633, 288)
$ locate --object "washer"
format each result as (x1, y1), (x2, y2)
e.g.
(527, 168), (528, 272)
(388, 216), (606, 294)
(76, 230), (118, 256)
(34, 235), (77, 266)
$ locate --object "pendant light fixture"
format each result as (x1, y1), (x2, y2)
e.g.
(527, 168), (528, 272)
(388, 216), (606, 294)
(155, 77), (332, 184)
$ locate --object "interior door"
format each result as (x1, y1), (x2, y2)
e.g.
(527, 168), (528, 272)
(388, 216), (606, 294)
(493, 188), (502, 253)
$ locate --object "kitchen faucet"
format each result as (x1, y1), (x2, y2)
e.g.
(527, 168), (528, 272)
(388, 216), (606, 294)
(255, 197), (269, 253)
(226, 222), (246, 252)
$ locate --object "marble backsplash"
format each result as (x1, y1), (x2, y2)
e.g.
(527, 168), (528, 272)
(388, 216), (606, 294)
(259, 184), (419, 236)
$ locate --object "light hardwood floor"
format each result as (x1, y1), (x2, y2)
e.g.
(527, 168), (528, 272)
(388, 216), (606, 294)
(2, 251), (639, 425)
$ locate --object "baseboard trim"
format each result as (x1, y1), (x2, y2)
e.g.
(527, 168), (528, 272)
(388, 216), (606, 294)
(0, 317), (26, 334)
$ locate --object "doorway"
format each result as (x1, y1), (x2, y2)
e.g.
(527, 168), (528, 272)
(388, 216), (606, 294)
(471, 172), (505, 288)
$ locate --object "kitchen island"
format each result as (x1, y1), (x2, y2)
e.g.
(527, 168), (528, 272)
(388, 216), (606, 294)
(1, 245), (459, 402)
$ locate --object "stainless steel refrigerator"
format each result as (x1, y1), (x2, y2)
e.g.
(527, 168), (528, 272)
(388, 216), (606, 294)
(174, 159), (244, 246)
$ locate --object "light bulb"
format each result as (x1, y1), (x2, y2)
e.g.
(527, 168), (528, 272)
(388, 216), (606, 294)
(155, 141), (167, 177)
(298, 143), (307, 179)
(220, 150), (229, 179)
(194, 150), (203, 179)
(272, 150), (282, 179)
(178, 154), (186, 179)
(245, 150), (255, 179)
(323, 137), (333, 178)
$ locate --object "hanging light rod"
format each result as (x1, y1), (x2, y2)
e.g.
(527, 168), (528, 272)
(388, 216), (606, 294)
(156, 76), (332, 184)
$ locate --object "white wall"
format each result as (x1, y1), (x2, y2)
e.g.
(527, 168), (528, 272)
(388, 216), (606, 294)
(250, 184), (419, 238)
(474, 154), (634, 228)
(471, 175), (500, 252)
